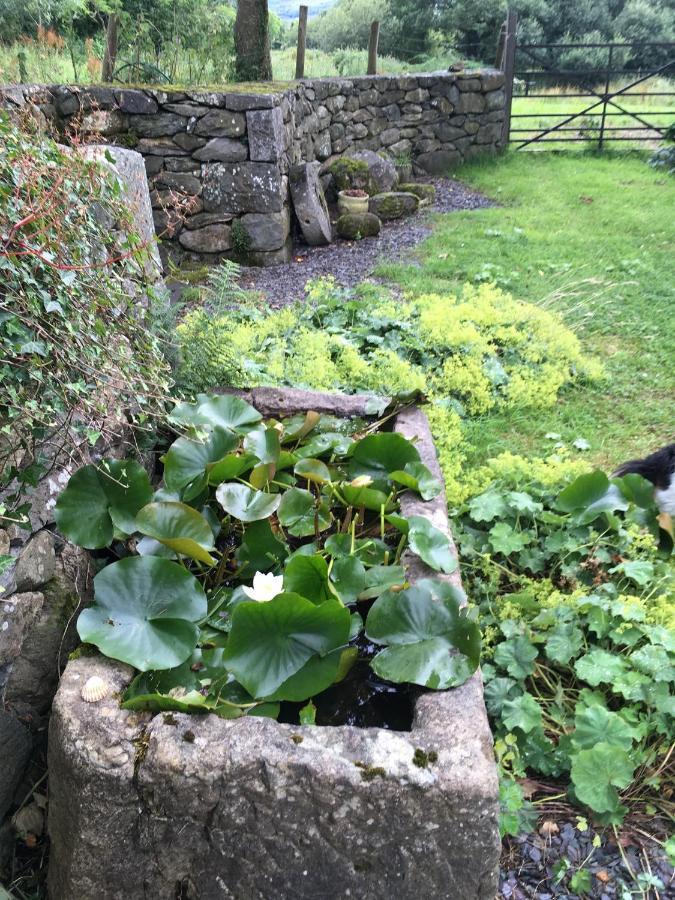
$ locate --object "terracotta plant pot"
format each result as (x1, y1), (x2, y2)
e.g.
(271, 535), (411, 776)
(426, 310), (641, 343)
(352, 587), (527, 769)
(337, 190), (369, 216)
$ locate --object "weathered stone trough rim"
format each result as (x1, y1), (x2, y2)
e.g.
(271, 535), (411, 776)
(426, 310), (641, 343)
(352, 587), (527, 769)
(47, 387), (499, 900)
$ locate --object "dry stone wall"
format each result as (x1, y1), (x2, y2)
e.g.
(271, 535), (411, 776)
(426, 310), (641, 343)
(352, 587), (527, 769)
(0, 70), (504, 266)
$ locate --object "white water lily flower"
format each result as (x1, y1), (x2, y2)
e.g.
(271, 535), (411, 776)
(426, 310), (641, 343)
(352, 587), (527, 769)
(350, 475), (373, 487)
(242, 571), (284, 602)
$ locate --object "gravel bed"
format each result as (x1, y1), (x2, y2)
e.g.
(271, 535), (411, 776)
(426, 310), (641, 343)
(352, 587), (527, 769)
(499, 819), (674, 899)
(238, 176), (493, 307)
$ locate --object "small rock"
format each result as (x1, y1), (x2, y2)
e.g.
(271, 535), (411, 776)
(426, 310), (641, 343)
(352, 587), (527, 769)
(15, 531), (55, 591)
(398, 183), (436, 205)
(336, 212), (381, 240)
(178, 224), (231, 253)
(368, 191), (419, 221)
(344, 149), (397, 193)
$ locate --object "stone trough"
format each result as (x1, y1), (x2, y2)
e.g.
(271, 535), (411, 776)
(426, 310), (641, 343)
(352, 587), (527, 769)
(47, 388), (500, 900)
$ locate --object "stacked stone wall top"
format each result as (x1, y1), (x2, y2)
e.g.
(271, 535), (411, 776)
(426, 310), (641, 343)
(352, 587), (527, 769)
(0, 69), (505, 266)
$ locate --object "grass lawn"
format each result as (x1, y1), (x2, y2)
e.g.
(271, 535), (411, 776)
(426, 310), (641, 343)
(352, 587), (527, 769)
(376, 150), (675, 473)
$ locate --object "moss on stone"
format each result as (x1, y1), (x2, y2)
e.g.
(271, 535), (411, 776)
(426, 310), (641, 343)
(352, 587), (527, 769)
(329, 158), (371, 192)
(68, 643), (98, 660)
(336, 212), (381, 241)
(354, 761), (386, 782)
(368, 191), (419, 221)
(412, 748), (439, 768)
(398, 183), (436, 204)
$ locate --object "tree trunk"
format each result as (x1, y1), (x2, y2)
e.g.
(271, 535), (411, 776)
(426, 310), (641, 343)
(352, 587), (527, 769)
(101, 14), (119, 82)
(234, 0), (272, 82)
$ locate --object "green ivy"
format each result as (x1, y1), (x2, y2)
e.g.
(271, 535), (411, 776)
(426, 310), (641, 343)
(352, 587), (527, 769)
(0, 115), (171, 527)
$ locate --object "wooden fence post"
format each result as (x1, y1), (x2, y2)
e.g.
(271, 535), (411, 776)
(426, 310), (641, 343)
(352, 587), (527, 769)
(494, 23), (506, 69)
(500, 9), (517, 148)
(367, 21), (380, 75)
(295, 5), (308, 79)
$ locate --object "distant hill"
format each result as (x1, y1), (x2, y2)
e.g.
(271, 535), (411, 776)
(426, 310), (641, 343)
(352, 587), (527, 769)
(269, 0), (337, 21)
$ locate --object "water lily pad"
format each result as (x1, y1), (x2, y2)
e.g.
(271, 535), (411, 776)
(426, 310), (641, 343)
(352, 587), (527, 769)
(216, 483), (281, 522)
(407, 515), (457, 573)
(366, 581), (479, 689)
(135, 502), (216, 565)
(348, 432), (420, 479)
(170, 393), (261, 432)
(163, 427), (239, 492)
(235, 519), (288, 576)
(294, 458), (332, 484)
(224, 592), (350, 697)
(388, 462), (441, 500)
(244, 426), (281, 465)
(77, 557), (206, 671)
(277, 487), (331, 537)
(55, 459), (152, 548)
(283, 554), (333, 604)
(330, 556), (366, 603)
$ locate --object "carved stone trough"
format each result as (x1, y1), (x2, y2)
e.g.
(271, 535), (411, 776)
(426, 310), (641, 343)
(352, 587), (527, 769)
(47, 388), (500, 900)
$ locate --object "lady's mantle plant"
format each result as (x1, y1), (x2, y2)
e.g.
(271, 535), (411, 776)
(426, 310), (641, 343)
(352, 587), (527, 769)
(56, 393), (480, 720)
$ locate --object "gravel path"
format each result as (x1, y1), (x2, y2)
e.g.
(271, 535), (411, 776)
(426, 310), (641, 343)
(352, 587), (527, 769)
(499, 818), (674, 899)
(238, 176), (493, 307)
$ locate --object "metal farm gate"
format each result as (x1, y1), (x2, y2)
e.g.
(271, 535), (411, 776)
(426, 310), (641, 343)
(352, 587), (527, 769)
(497, 10), (675, 150)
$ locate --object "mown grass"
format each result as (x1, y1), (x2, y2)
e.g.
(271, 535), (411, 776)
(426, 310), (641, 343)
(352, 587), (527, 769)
(376, 150), (675, 472)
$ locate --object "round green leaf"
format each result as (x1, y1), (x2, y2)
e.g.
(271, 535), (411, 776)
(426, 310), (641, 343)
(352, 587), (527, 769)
(557, 471), (610, 513)
(277, 487), (332, 537)
(77, 557), (206, 671)
(330, 556), (366, 604)
(283, 554), (332, 604)
(235, 519), (288, 577)
(216, 483), (281, 522)
(366, 582), (480, 689)
(244, 426), (281, 465)
(55, 459), (152, 548)
(570, 742), (635, 813)
(135, 502), (216, 565)
(572, 706), (638, 751)
(501, 693), (543, 733)
(494, 636), (538, 679)
(294, 458), (332, 484)
(348, 432), (421, 479)
(163, 427), (239, 491)
(265, 648), (345, 702)
(545, 623), (584, 665)
(170, 393), (262, 432)
(207, 452), (257, 486)
(335, 482), (393, 512)
(223, 593), (351, 698)
(574, 649), (627, 686)
(358, 564), (406, 600)
(407, 515), (458, 574)
(388, 462), (442, 501)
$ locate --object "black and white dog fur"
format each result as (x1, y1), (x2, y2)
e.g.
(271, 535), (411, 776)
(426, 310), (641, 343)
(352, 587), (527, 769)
(614, 443), (675, 516)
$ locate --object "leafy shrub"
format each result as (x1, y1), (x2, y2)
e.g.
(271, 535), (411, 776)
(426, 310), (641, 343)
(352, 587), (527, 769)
(55, 393), (479, 720)
(456, 462), (674, 827)
(0, 115), (171, 526)
(175, 277), (601, 503)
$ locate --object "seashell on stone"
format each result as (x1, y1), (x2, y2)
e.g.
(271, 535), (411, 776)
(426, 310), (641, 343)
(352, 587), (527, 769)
(80, 675), (110, 703)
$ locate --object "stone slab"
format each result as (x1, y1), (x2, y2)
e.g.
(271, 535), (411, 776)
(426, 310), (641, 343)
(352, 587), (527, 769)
(47, 392), (499, 900)
(202, 162), (283, 214)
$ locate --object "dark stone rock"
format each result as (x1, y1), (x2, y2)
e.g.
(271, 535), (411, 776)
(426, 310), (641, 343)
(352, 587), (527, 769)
(143, 155), (164, 177)
(226, 93), (279, 111)
(185, 90), (227, 106)
(14, 531), (55, 592)
(162, 103), (211, 117)
(184, 211), (235, 230)
(202, 162), (282, 214)
(114, 90), (158, 115)
(336, 212), (381, 240)
(136, 138), (189, 156)
(289, 163), (332, 246)
(240, 209), (290, 251)
(178, 224), (231, 253)
(247, 107), (285, 161)
(345, 148), (397, 193)
(130, 113), (188, 137)
(398, 183), (436, 204)
(173, 133), (206, 152)
(247, 237), (294, 267)
(192, 138), (248, 162)
(154, 172), (202, 195)
(368, 191), (419, 220)
(194, 110), (246, 138)
(163, 157), (200, 173)
(416, 149), (462, 173)
(0, 711), (32, 820)
(80, 109), (128, 136)
(0, 591), (44, 664)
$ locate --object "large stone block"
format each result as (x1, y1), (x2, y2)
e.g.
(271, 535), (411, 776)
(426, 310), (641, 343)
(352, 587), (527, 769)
(247, 107), (285, 162)
(130, 112), (188, 137)
(416, 149), (462, 173)
(194, 110), (246, 138)
(47, 397), (499, 900)
(178, 223), (231, 253)
(192, 137), (248, 162)
(202, 162), (283, 214)
(240, 209), (290, 252)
